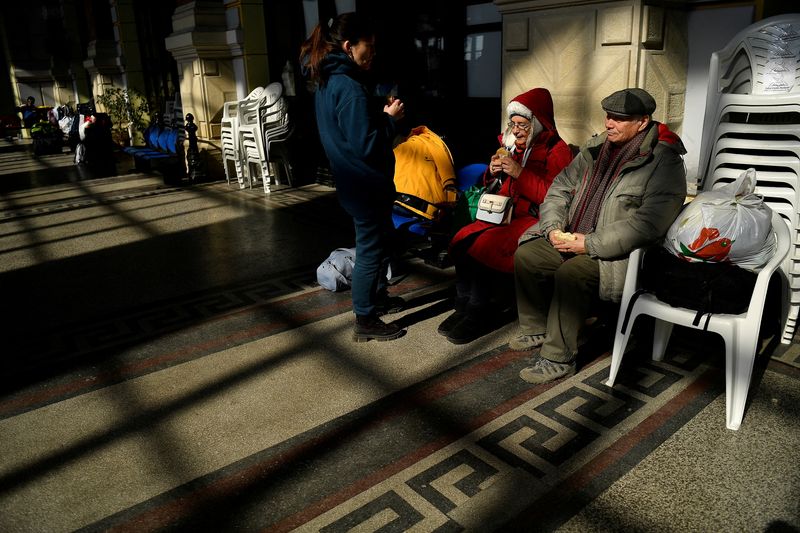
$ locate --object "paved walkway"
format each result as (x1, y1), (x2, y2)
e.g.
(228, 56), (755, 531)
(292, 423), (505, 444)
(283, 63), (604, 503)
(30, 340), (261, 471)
(0, 140), (798, 532)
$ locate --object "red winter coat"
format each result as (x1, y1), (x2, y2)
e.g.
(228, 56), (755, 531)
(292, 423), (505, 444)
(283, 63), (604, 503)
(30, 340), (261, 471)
(450, 120), (572, 273)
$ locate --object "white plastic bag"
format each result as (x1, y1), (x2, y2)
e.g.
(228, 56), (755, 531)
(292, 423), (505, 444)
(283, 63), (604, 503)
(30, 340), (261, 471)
(59, 115), (74, 135)
(665, 168), (775, 271)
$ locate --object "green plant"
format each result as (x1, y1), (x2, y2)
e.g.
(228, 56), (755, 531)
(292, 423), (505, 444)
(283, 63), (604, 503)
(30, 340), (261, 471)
(96, 87), (150, 143)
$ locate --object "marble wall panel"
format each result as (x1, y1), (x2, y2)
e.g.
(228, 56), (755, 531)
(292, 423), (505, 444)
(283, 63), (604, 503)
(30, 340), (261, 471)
(499, 1), (688, 147)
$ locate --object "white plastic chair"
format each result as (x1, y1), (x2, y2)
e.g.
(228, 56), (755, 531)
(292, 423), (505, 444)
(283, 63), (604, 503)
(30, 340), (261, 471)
(239, 82), (283, 193)
(220, 100), (240, 185)
(262, 95), (294, 187)
(605, 211), (790, 430)
(221, 86), (264, 188)
(696, 14), (800, 344)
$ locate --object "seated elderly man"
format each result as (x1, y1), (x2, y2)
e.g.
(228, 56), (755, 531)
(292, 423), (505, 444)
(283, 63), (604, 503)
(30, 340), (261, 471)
(510, 88), (688, 384)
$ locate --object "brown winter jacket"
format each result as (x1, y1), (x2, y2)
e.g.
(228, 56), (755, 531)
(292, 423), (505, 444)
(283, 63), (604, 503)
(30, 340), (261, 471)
(536, 122), (688, 301)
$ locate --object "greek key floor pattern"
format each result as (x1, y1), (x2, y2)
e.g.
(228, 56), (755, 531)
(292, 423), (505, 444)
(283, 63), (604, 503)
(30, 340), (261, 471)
(74, 341), (721, 532)
(283, 355), (714, 532)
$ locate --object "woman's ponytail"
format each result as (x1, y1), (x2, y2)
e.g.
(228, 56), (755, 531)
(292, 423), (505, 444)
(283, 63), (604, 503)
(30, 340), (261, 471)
(299, 24), (331, 83)
(299, 12), (373, 83)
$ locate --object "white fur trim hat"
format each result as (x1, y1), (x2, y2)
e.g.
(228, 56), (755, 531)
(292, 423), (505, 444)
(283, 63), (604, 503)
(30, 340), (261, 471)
(507, 99), (532, 120)
(502, 91), (543, 148)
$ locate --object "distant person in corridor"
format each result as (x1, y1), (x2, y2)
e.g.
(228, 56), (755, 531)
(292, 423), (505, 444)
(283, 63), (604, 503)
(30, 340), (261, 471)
(300, 12), (407, 342)
(18, 96), (39, 129)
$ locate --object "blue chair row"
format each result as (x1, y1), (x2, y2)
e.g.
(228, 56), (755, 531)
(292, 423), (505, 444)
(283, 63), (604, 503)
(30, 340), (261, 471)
(123, 124), (183, 171)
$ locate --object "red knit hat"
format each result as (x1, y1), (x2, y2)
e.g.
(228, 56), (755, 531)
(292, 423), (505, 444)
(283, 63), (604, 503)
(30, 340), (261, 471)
(506, 88), (556, 132)
(502, 88), (558, 149)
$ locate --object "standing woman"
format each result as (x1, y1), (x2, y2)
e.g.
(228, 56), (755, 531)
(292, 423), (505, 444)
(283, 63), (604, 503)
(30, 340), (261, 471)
(300, 12), (407, 342)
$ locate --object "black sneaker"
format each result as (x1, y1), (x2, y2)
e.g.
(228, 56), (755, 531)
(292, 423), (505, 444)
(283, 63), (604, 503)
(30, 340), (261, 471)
(437, 310), (467, 336)
(374, 294), (406, 316)
(445, 315), (484, 345)
(353, 314), (405, 342)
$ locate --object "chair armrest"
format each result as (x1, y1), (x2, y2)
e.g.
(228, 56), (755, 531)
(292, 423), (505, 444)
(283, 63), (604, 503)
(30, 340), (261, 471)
(747, 211), (790, 309)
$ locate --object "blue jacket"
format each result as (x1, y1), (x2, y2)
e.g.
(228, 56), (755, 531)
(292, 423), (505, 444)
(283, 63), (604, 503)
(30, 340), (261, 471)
(315, 51), (397, 215)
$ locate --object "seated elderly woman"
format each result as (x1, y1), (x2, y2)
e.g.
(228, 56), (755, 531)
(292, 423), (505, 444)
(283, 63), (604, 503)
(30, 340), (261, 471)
(440, 87), (573, 344)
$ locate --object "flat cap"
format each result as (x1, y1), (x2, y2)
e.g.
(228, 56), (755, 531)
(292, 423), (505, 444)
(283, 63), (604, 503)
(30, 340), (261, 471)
(601, 88), (656, 117)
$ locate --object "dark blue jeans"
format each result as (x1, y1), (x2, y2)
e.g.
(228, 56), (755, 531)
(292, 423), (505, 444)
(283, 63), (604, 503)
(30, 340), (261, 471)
(350, 208), (394, 316)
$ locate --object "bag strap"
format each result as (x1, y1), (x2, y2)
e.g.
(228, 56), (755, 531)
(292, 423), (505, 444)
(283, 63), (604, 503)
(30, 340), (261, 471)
(486, 177), (502, 194)
(486, 174), (519, 204)
(395, 193), (437, 217)
(621, 287), (711, 333)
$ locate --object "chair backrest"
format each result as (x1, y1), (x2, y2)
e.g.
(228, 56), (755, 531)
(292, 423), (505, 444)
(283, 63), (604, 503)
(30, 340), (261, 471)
(245, 86), (265, 100)
(222, 101), (239, 122)
(456, 163), (488, 192)
(263, 97), (289, 135)
(145, 125), (161, 149)
(164, 92), (183, 128)
(229, 86), (267, 128)
(238, 97), (262, 127)
(697, 14), (800, 191)
(167, 129), (180, 154)
(157, 128), (171, 151)
(263, 82), (283, 107)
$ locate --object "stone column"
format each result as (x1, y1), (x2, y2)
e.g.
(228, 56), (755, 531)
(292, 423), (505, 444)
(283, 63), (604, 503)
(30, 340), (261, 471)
(495, 0), (688, 147)
(165, 0), (269, 140)
(110, 0), (146, 96)
(83, 40), (123, 103)
(227, 0), (270, 99)
(60, 0), (92, 104)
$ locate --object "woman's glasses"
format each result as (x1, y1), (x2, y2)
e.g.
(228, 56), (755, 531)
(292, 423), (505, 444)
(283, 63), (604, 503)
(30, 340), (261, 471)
(507, 121), (531, 131)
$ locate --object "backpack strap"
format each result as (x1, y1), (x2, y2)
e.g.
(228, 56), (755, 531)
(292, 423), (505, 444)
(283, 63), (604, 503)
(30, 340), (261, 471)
(621, 283), (721, 343)
(395, 193), (438, 218)
(622, 288), (713, 336)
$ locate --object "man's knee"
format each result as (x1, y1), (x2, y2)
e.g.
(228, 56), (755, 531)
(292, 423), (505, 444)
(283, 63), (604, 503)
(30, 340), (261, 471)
(514, 238), (554, 274)
(513, 243), (534, 274)
(553, 256), (599, 290)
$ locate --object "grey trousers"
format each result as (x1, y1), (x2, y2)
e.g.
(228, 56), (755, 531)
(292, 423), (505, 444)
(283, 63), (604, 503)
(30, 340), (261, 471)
(513, 237), (600, 363)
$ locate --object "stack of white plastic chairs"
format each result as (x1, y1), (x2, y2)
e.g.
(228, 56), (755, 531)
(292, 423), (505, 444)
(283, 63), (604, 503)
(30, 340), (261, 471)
(262, 87), (294, 189)
(164, 92), (184, 129)
(697, 14), (800, 345)
(220, 98), (240, 185)
(220, 86), (264, 187)
(219, 83), (292, 193)
(239, 82), (287, 193)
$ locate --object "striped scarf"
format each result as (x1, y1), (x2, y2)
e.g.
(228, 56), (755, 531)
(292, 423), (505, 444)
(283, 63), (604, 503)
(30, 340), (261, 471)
(568, 126), (650, 234)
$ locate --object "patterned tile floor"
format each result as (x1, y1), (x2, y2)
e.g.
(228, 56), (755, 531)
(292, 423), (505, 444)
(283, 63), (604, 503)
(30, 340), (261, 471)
(0, 140), (798, 532)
